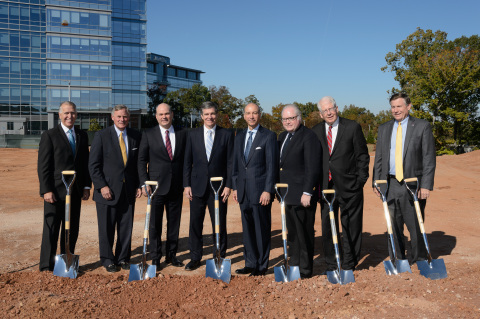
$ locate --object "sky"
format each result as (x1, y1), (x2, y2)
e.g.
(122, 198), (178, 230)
(146, 0), (480, 115)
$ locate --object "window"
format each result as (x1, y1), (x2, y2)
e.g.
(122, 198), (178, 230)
(7, 122), (13, 130)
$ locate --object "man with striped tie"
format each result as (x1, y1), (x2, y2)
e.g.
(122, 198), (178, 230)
(312, 96), (369, 274)
(138, 103), (187, 268)
(183, 101), (234, 271)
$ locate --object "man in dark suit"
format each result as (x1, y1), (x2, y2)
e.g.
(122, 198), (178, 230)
(278, 104), (321, 279)
(373, 92), (436, 263)
(232, 103), (278, 276)
(89, 104), (142, 272)
(37, 101), (91, 272)
(312, 96), (369, 272)
(138, 103), (187, 268)
(183, 101), (234, 271)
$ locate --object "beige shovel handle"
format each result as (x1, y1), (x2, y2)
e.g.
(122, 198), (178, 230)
(413, 200), (426, 234)
(145, 181), (158, 186)
(323, 189), (335, 194)
(211, 177), (223, 182)
(329, 210), (338, 244)
(62, 170), (76, 175)
(404, 177), (418, 183)
(276, 183), (288, 188)
(382, 202), (393, 234)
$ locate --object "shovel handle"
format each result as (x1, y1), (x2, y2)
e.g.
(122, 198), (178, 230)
(211, 177), (223, 182)
(413, 200), (426, 234)
(145, 181), (158, 186)
(62, 170), (75, 175)
(404, 177), (418, 183)
(323, 189), (335, 194)
(65, 194), (71, 230)
(329, 210), (338, 244)
(276, 183), (288, 188)
(375, 180), (387, 184)
(382, 202), (393, 234)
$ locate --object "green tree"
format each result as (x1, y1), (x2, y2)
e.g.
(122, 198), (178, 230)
(382, 28), (480, 152)
(142, 83), (168, 129)
(88, 118), (102, 132)
(209, 85), (244, 126)
(164, 84), (211, 127)
(340, 104), (376, 139)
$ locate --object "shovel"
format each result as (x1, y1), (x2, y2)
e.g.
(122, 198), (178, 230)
(205, 177), (231, 283)
(322, 189), (355, 285)
(274, 183), (300, 282)
(404, 177), (448, 280)
(374, 180), (412, 275)
(128, 181), (159, 282)
(53, 170), (79, 279)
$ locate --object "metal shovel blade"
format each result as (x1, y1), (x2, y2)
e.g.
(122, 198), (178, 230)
(128, 263), (156, 282)
(326, 269), (355, 285)
(416, 259), (447, 280)
(53, 254), (79, 279)
(383, 259), (412, 275)
(206, 258), (231, 283)
(274, 265), (301, 282)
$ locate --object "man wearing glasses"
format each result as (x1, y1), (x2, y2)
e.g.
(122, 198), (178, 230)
(312, 96), (369, 274)
(278, 104), (321, 279)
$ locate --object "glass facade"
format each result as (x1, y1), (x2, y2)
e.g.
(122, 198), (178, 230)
(0, 0), (147, 135)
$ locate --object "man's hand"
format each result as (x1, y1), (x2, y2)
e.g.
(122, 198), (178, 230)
(185, 187), (193, 201)
(419, 188), (430, 200)
(142, 185), (152, 197)
(232, 190), (238, 203)
(372, 187), (380, 197)
(82, 189), (90, 200)
(259, 192), (271, 206)
(221, 187), (231, 203)
(43, 192), (56, 204)
(136, 188), (142, 198)
(101, 186), (113, 200)
(300, 194), (311, 207)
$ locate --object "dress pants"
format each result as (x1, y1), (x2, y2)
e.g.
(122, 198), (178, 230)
(96, 184), (135, 267)
(321, 182), (363, 271)
(240, 195), (271, 272)
(39, 192), (81, 271)
(387, 177), (427, 263)
(149, 188), (183, 261)
(188, 187), (228, 261)
(285, 204), (316, 277)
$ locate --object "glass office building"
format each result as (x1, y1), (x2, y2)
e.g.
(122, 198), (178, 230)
(0, 0), (146, 135)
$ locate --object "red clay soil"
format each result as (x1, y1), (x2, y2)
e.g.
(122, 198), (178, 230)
(0, 148), (479, 318)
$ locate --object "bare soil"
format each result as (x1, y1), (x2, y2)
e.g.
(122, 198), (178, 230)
(0, 148), (479, 318)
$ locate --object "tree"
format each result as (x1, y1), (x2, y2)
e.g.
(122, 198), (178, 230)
(304, 111), (322, 128)
(259, 113), (283, 135)
(271, 103), (286, 120)
(88, 118), (102, 131)
(143, 83), (168, 129)
(382, 28), (480, 152)
(164, 84), (211, 128)
(209, 85), (244, 126)
(340, 104), (375, 139)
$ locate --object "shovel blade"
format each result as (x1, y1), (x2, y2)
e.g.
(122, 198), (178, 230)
(128, 263), (156, 282)
(274, 265), (300, 282)
(383, 259), (412, 275)
(416, 259), (447, 280)
(53, 254), (79, 279)
(326, 269), (355, 285)
(206, 258), (231, 283)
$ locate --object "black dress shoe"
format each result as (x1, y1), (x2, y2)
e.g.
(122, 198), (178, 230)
(249, 269), (266, 277)
(118, 261), (130, 270)
(152, 259), (161, 267)
(166, 256), (184, 267)
(235, 267), (255, 275)
(105, 264), (120, 273)
(185, 260), (201, 271)
(300, 273), (312, 279)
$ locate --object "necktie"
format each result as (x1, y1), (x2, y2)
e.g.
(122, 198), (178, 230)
(67, 129), (75, 157)
(327, 125), (333, 181)
(281, 133), (292, 158)
(206, 130), (213, 161)
(165, 129), (173, 160)
(395, 123), (403, 182)
(244, 131), (253, 161)
(119, 131), (127, 166)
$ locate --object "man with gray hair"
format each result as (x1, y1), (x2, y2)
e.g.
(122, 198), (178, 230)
(89, 104), (142, 273)
(312, 96), (369, 273)
(277, 104), (321, 279)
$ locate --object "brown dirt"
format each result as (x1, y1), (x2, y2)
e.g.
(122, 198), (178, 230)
(0, 148), (479, 318)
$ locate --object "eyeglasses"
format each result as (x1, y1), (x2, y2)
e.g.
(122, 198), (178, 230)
(281, 115), (298, 122)
(320, 107), (337, 115)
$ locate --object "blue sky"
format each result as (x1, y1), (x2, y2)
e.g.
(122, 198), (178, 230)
(146, 0), (480, 115)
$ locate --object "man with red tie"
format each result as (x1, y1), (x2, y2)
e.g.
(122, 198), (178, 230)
(138, 103), (187, 268)
(312, 96), (369, 273)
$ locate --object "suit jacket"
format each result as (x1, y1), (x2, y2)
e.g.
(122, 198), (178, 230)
(312, 117), (369, 197)
(372, 116), (436, 190)
(138, 126), (187, 196)
(38, 125), (91, 199)
(232, 125), (278, 203)
(89, 126), (142, 205)
(278, 125), (321, 206)
(183, 125), (234, 197)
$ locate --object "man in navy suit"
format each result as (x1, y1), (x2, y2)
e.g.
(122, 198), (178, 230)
(278, 104), (321, 279)
(89, 104), (142, 272)
(373, 92), (436, 263)
(138, 103), (187, 268)
(37, 101), (91, 271)
(183, 101), (234, 271)
(232, 103), (278, 276)
(312, 96), (369, 272)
